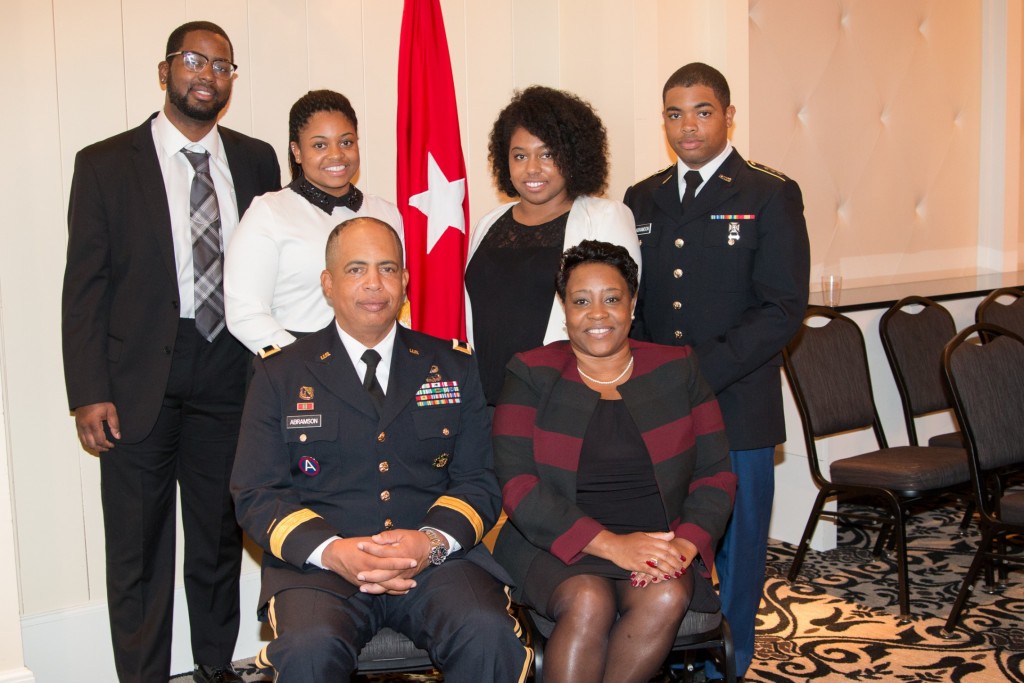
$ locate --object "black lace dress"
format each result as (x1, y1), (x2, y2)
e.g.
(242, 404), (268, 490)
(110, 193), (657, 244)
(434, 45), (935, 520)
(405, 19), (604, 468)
(465, 209), (568, 404)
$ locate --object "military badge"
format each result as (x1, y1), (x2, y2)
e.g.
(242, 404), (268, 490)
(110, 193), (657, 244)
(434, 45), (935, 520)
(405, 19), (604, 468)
(299, 386), (314, 401)
(433, 454), (450, 468)
(728, 222), (741, 245)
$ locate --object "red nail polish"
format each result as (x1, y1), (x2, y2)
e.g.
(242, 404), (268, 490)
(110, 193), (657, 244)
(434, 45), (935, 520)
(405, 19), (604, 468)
(674, 571), (682, 578)
(631, 579), (638, 587)
(663, 574), (671, 580)
(639, 580), (647, 587)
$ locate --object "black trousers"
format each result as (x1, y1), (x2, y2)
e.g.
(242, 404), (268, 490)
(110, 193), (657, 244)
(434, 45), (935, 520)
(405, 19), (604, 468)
(99, 320), (248, 682)
(260, 560), (533, 683)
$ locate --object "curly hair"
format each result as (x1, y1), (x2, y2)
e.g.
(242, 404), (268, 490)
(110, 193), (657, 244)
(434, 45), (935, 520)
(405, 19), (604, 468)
(487, 86), (608, 199)
(663, 62), (731, 109)
(556, 240), (639, 301)
(287, 90), (358, 182)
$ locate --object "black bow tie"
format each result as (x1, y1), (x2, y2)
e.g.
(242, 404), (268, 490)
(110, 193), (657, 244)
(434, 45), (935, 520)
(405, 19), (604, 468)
(289, 177), (364, 215)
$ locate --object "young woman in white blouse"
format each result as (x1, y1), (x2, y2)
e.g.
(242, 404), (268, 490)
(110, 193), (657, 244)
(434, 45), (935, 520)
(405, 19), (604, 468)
(225, 89), (403, 354)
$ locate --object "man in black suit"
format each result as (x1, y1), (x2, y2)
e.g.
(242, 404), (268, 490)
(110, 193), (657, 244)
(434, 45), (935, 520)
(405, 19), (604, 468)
(624, 63), (810, 680)
(61, 20), (280, 683)
(231, 217), (532, 682)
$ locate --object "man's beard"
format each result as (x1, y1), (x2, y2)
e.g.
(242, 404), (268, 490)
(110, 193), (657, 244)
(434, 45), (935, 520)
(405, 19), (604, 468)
(167, 73), (228, 122)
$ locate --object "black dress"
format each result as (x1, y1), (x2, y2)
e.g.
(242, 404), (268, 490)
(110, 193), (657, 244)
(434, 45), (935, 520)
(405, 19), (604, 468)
(518, 400), (717, 616)
(464, 209), (568, 405)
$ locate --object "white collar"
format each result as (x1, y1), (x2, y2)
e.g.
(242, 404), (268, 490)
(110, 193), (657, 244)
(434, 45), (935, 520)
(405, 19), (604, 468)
(677, 142), (733, 198)
(334, 321), (398, 387)
(151, 109), (224, 162)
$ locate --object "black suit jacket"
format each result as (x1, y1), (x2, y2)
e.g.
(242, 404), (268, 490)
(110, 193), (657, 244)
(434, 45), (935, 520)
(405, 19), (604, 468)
(62, 113), (281, 442)
(230, 324), (506, 610)
(623, 149), (810, 449)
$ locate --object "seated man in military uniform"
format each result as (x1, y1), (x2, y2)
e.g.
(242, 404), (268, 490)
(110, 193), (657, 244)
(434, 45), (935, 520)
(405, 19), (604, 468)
(231, 216), (532, 682)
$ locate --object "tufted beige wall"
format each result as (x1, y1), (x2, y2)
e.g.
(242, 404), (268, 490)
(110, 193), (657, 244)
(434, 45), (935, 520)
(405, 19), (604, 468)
(749, 0), (992, 287)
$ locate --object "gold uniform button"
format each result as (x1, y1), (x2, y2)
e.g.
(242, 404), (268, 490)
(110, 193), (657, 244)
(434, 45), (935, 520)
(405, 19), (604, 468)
(672, 301), (682, 310)
(674, 330), (684, 339)
(380, 490), (391, 502)
(378, 461), (389, 473)
(673, 268), (683, 278)
(383, 518), (394, 530)
(441, 427), (451, 437)
(299, 434), (307, 442)
(377, 432), (386, 443)
(674, 238), (685, 248)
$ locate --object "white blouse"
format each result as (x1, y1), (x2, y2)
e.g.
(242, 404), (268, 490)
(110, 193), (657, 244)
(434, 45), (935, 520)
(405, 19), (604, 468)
(225, 186), (404, 353)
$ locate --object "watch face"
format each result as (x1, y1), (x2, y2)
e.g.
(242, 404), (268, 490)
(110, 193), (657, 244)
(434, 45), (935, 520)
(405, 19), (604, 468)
(429, 544), (449, 565)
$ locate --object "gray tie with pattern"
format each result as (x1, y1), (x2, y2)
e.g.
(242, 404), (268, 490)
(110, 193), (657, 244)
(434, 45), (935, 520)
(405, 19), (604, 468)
(182, 148), (225, 341)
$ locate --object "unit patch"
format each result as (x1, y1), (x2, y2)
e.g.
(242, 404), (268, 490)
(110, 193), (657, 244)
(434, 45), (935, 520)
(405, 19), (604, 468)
(298, 456), (320, 476)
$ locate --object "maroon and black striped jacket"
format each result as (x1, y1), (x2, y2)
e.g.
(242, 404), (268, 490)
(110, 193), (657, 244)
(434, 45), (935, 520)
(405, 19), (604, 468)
(491, 339), (737, 590)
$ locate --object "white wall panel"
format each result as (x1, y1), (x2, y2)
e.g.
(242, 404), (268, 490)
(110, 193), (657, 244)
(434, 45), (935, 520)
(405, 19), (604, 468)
(464, 0), (515, 220)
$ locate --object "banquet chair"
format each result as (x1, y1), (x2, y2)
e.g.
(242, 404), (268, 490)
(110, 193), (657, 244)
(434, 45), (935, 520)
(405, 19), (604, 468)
(975, 287), (1024, 340)
(783, 306), (971, 620)
(941, 323), (1024, 633)
(525, 605), (736, 683)
(879, 296), (970, 535)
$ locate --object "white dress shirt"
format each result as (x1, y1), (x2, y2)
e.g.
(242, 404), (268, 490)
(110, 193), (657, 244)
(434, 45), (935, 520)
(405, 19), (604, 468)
(151, 111), (239, 319)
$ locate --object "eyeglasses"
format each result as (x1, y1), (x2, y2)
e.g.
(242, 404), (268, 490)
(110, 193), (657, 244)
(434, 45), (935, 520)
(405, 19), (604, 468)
(166, 50), (238, 79)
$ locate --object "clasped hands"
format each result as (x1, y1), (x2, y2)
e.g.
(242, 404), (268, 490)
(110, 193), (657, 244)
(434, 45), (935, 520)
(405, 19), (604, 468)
(587, 530), (698, 589)
(321, 529), (436, 596)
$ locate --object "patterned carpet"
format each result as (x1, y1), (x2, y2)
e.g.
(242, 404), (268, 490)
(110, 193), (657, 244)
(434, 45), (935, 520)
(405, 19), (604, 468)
(171, 502), (1023, 682)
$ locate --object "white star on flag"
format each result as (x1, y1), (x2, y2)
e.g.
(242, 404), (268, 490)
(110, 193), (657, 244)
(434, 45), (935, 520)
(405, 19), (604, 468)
(408, 152), (466, 253)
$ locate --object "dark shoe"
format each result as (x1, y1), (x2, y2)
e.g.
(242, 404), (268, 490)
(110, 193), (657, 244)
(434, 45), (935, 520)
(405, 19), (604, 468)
(193, 663), (243, 683)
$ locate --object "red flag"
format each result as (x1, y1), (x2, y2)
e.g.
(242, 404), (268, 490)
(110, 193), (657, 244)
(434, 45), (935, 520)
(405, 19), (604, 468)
(397, 0), (468, 340)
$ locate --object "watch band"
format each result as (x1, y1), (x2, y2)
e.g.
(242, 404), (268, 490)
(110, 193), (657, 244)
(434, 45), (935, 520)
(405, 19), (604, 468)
(422, 528), (449, 565)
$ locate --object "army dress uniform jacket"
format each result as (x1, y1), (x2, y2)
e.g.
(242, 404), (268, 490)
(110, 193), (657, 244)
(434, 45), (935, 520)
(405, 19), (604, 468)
(231, 323), (505, 613)
(623, 149), (810, 450)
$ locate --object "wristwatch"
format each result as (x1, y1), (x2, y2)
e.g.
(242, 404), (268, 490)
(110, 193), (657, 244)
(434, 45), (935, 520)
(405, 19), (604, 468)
(422, 528), (450, 565)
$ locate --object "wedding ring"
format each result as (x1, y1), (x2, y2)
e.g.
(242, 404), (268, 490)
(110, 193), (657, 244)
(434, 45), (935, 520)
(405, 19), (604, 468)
(646, 558), (659, 568)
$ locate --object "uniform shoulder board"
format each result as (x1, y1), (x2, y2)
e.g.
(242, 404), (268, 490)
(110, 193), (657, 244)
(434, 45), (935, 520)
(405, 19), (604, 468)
(747, 160), (787, 181)
(636, 164), (675, 186)
(258, 344), (282, 359)
(452, 339), (473, 355)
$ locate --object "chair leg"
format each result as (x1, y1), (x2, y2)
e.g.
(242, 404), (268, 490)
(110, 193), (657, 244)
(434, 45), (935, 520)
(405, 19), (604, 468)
(719, 616), (737, 683)
(788, 490), (829, 582)
(887, 497), (912, 622)
(944, 527), (996, 632)
(957, 500), (975, 537)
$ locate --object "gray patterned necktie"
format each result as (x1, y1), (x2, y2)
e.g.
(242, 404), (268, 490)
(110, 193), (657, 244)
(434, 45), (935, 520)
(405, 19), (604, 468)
(182, 148), (225, 341)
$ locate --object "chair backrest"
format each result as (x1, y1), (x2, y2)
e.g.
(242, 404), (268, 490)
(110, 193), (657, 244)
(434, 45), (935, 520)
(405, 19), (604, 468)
(784, 307), (881, 441)
(879, 296), (957, 445)
(943, 324), (1024, 484)
(975, 287), (1024, 339)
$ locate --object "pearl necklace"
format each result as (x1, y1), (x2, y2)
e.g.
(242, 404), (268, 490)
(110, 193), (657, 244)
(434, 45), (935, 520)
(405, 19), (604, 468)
(577, 357), (634, 385)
